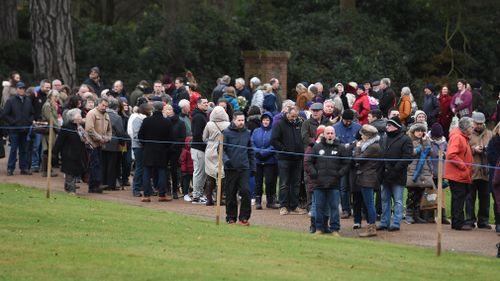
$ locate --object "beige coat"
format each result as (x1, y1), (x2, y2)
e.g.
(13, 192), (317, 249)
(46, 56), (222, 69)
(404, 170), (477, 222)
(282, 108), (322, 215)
(1, 81), (17, 108)
(85, 108), (112, 148)
(203, 106), (230, 179)
(469, 128), (493, 181)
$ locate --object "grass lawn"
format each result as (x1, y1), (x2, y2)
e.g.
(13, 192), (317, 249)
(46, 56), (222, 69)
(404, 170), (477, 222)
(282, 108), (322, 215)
(0, 184), (498, 281)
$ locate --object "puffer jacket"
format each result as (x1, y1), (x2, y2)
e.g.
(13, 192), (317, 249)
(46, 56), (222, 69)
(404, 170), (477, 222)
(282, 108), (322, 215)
(352, 92), (370, 125)
(444, 128), (473, 184)
(252, 112), (276, 165)
(406, 137), (434, 188)
(354, 135), (382, 189)
(306, 138), (350, 189)
(380, 129), (414, 186)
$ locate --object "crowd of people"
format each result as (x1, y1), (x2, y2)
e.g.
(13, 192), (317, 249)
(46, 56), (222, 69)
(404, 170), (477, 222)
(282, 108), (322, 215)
(1, 68), (500, 237)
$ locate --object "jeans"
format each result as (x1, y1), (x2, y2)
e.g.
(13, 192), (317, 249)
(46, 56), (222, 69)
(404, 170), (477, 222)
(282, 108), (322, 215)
(278, 159), (302, 209)
(88, 148), (102, 191)
(380, 183), (404, 228)
(181, 174), (192, 195)
(132, 148), (144, 196)
(225, 170), (251, 222)
(31, 133), (42, 169)
(450, 180), (470, 229)
(361, 187), (376, 224)
(314, 188), (340, 232)
(255, 164), (278, 198)
(191, 148), (206, 199)
(7, 132), (29, 171)
(166, 151), (181, 195)
(465, 179), (490, 226)
(143, 166), (167, 197)
(340, 175), (351, 213)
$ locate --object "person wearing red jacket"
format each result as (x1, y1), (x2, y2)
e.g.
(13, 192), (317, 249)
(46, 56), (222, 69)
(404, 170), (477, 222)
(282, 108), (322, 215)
(437, 85), (453, 136)
(444, 117), (474, 231)
(352, 85), (370, 125)
(180, 136), (194, 202)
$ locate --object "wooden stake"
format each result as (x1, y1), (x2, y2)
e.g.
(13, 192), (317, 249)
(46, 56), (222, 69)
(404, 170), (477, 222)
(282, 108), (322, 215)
(215, 134), (224, 225)
(436, 150), (443, 256)
(46, 118), (53, 199)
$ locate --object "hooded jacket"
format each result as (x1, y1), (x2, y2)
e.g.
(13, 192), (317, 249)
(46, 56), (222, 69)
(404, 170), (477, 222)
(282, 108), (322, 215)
(306, 138), (350, 189)
(398, 95), (412, 124)
(203, 106), (230, 178)
(380, 128), (414, 186)
(352, 91), (370, 125)
(252, 112), (277, 165)
(444, 128), (473, 184)
(223, 122), (255, 171)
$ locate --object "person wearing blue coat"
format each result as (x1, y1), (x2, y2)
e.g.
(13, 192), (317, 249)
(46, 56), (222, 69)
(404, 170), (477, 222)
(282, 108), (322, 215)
(252, 112), (279, 210)
(222, 86), (240, 112)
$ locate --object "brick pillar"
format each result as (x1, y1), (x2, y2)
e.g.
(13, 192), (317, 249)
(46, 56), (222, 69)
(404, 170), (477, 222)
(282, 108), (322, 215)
(242, 50), (291, 100)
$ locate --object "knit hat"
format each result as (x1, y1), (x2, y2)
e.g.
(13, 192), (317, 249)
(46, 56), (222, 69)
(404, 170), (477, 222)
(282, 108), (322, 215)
(153, 101), (164, 112)
(387, 116), (402, 129)
(342, 109), (355, 120)
(315, 126), (325, 141)
(360, 124), (378, 138)
(430, 123), (444, 138)
(424, 83), (434, 92)
(414, 110), (427, 121)
(409, 122), (428, 134)
(357, 84), (365, 91)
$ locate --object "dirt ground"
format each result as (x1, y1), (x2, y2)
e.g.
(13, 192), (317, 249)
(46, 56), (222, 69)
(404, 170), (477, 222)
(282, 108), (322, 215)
(1, 155), (499, 257)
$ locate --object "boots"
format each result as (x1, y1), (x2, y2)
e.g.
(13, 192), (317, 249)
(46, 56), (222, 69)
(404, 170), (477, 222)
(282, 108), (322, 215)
(422, 209), (435, 223)
(205, 178), (215, 206)
(323, 216), (331, 234)
(41, 153), (58, 178)
(309, 217), (316, 233)
(255, 196), (262, 210)
(441, 208), (451, 225)
(413, 208), (427, 224)
(266, 195), (280, 209)
(359, 224), (377, 237)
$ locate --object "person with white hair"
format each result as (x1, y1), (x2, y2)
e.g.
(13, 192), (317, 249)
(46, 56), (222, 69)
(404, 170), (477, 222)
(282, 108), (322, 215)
(235, 77), (251, 101)
(53, 108), (89, 194)
(250, 77), (264, 110)
(398, 87), (412, 125)
(178, 99), (192, 136)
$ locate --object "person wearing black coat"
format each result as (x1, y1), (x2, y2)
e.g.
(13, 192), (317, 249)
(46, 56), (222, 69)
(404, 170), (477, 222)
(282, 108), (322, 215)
(190, 97), (209, 203)
(2, 83), (34, 175)
(138, 101), (173, 202)
(165, 105), (187, 199)
(53, 109), (88, 193)
(379, 78), (396, 118)
(271, 106), (306, 215)
(377, 116), (413, 231)
(307, 126), (350, 234)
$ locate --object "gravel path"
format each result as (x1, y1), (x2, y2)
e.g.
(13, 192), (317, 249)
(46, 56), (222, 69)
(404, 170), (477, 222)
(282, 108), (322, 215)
(1, 156), (498, 257)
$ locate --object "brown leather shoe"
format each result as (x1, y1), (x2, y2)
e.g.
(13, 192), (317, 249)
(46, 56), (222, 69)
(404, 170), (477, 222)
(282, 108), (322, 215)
(158, 196), (173, 202)
(141, 197), (151, 202)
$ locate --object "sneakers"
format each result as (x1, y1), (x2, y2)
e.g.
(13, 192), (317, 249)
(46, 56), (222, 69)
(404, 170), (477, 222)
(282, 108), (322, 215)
(141, 197), (151, 202)
(192, 197), (207, 204)
(290, 207), (307, 215)
(352, 223), (361, 230)
(7, 170), (13, 176)
(227, 219), (236, 224)
(251, 198), (256, 206)
(279, 207), (289, 215)
(331, 231), (341, 237)
(158, 196), (173, 202)
(238, 220), (250, 226)
(183, 194), (192, 202)
(388, 225), (400, 232)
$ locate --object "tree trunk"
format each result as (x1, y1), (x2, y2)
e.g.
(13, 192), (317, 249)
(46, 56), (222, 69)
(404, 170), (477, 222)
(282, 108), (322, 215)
(340, 0), (356, 12)
(0, 0), (18, 40)
(29, 0), (77, 88)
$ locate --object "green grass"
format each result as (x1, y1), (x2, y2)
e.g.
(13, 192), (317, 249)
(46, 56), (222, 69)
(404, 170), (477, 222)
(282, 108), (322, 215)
(0, 184), (498, 281)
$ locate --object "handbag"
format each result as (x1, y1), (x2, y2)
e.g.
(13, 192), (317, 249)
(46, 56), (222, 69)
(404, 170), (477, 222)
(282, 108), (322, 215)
(420, 188), (438, 210)
(32, 121), (50, 135)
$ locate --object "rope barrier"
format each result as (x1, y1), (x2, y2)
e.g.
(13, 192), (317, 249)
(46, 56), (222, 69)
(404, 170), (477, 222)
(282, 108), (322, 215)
(1, 124), (499, 170)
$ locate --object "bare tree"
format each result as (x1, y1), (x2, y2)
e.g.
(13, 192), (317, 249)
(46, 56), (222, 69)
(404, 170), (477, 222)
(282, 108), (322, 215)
(29, 0), (77, 87)
(0, 0), (18, 40)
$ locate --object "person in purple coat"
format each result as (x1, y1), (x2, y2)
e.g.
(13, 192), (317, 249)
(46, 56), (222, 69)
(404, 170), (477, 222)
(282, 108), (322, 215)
(450, 79), (472, 118)
(251, 112), (279, 210)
